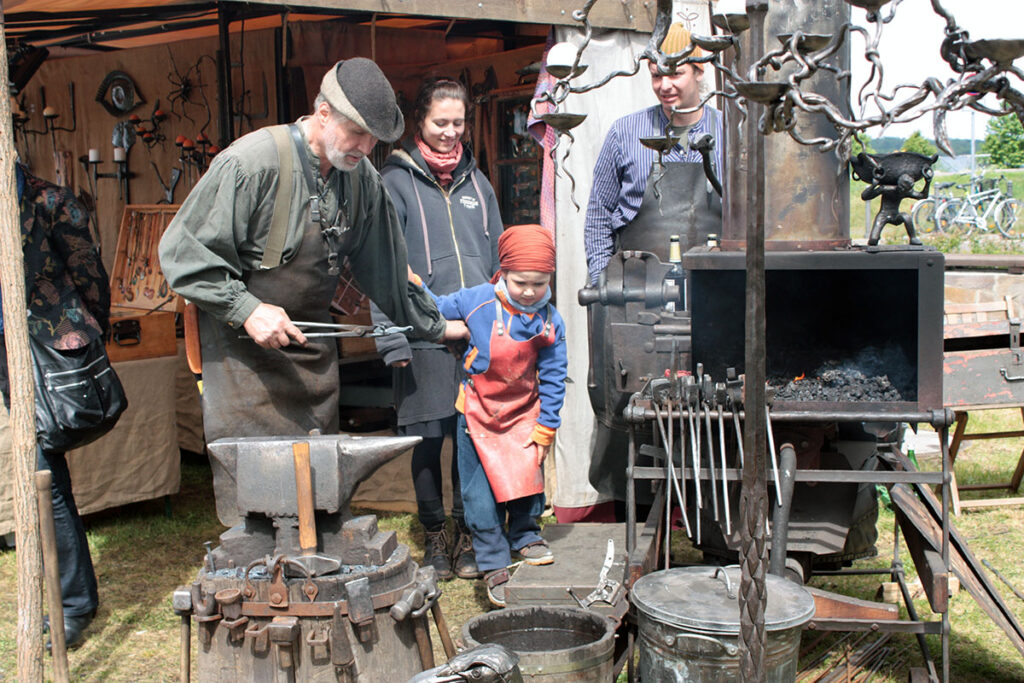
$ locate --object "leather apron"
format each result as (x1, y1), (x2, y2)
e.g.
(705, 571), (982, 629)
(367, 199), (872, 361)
(618, 161), (722, 259)
(463, 298), (556, 503)
(199, 206), (343, 445)
(588, 160), (722, 501)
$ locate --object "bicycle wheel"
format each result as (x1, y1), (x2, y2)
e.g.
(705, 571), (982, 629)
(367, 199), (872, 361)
(937, 199), (969, 235)
(996, 198), (1021, 238)
(911, 198), (938, 234)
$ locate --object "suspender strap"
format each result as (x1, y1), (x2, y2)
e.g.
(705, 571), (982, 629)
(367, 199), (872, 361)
(288, 123), (321, 223)
(261, 125), (295, 269)
(348, 162), (360, 230)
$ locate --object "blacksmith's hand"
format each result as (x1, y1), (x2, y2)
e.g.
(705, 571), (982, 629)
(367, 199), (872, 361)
(442, 319), (470, 342)
(243, 303), (307, 349)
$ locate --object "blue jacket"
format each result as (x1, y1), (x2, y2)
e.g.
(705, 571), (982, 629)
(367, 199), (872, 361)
(431, 282), (568, 431)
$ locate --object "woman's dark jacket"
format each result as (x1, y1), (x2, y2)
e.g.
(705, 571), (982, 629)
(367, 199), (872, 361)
(374, 139), (503, 364)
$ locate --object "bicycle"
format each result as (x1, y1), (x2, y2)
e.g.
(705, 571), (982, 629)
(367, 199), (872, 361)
(935, 175), (1020, 238)
(910, 180), (957, 234)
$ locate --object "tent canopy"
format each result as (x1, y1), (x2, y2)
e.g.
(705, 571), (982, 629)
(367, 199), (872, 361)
(4, 0), (653, 53)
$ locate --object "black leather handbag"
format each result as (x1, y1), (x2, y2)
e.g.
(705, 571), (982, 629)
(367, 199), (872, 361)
(31, 334), (128, 452)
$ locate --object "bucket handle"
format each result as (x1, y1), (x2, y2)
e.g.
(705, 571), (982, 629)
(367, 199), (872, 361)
(664, 631), (739, 656)
(713, 567), (736, 599)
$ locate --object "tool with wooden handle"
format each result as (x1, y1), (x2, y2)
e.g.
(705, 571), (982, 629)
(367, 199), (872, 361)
(183, 301), (202, 376)
(291, 441), (341, 576)
(36, 470), (70, 682)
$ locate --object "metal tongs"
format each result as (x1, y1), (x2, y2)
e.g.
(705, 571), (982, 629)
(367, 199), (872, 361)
(241, 321), (412, 340)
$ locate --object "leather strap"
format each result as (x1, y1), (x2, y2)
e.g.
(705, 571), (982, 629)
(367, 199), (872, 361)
(261, 125), (296, 269)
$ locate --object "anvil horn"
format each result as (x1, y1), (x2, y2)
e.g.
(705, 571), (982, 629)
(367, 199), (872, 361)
(336, 435), (422, 512)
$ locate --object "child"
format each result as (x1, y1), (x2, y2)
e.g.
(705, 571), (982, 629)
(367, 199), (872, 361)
(420, 224), (567, 607)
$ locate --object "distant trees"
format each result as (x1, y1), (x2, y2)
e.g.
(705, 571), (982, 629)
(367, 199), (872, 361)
(852, 134), (876, 156)
(902, 131), (938, 156)
(982, 113), (1024, 168)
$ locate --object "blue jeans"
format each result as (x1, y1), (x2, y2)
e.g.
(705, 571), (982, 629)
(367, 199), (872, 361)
(456, 414), (544, 572)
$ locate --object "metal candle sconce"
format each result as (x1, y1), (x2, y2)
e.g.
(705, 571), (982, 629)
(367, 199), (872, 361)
(175, 132), (219, 190)
(17, 84), (78, 157)
(80, 146), (132, 204)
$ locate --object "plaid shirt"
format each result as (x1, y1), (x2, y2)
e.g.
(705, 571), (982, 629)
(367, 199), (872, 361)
(584, 105), (722, 284)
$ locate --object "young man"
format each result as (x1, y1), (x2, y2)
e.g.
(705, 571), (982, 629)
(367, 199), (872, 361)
(583, 24), (724, 518)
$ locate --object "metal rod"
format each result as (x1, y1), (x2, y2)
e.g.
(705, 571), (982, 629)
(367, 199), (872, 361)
(686, 393), (702, 544)
(705, 404), (720, 521)
(626, 425), (637, 555)
(718, 405), (732, 535)
(733, 410), (745, 468)
(769, 444), (797, 577)
(941, 422), (950, 683)
(766, 406), (782, 506)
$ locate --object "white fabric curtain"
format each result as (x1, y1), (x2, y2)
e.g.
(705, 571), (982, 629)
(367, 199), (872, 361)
(551, 0), (713, 509)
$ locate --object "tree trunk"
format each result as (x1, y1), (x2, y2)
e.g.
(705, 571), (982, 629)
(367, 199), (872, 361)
(0, 5), (46, 679)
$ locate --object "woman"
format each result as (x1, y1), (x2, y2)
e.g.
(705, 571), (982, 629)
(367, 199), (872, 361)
(375, 78), (503, 580)
(0, 163), (109, 648)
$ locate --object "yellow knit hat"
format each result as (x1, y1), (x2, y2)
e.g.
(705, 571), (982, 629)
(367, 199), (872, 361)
(660, 22), (705, 59)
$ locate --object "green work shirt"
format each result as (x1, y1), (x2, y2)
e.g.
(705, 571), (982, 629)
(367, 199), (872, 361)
(158, 119), (446, 342)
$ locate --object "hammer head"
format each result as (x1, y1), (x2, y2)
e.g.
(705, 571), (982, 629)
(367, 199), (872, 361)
(207, 433), (421, 527)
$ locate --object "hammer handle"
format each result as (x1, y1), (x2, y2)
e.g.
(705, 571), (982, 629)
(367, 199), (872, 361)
(292, 441), (316, 555)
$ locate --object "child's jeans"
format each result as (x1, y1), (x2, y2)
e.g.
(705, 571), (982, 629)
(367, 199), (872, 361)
(456, 413), (545, 573)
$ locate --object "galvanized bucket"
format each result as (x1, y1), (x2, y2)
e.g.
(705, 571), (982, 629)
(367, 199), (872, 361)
(631, 566), (815, 682)
(462, 605), (616, 681)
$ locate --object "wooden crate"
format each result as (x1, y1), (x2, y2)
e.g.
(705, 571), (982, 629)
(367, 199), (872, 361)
(104, 205), (181, 362)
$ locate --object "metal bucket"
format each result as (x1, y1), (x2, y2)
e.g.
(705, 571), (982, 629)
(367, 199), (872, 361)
(462, 606), (615, 681)
(631, 566), (815, 682)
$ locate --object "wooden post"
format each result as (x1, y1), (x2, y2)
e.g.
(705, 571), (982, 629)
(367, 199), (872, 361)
(0, 5), (46, 679)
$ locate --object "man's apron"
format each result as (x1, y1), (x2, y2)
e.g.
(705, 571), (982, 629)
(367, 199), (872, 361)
(463, 298), (556, 503)
(588, 160), (722, 502)
(199, 210), (341, 446)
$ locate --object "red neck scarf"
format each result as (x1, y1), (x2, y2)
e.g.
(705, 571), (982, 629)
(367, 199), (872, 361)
(415, 134), (463, 187)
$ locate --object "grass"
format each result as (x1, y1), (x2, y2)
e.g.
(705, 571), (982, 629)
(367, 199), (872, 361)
(0, 452), (503, 681)
(4, 428), (1024, 680)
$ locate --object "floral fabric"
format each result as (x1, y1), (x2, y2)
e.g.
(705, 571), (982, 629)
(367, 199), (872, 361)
(17, 165), (109, 350)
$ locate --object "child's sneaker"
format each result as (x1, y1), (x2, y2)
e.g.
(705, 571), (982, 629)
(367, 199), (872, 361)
(512, 540), (554, 566)
(484, 568), (510, 608)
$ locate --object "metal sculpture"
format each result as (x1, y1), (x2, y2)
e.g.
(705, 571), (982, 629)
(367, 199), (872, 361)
(851, 151), (939, 246)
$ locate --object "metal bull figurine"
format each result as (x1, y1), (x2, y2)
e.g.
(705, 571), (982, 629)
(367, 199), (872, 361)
(175, 433), (454, 681)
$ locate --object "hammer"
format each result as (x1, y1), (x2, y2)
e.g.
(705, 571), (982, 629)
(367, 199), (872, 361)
(291, 441), (341, 577)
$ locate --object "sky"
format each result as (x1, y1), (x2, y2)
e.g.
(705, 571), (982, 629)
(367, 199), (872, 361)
(709, 0), (1024, 143)
(847, 0), (1024, 142)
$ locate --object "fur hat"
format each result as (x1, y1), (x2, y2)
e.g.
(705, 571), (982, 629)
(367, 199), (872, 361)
(319, 58), (404, 143)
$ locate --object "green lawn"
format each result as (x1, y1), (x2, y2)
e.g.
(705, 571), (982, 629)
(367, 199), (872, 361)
(3, 435), (1024, 680)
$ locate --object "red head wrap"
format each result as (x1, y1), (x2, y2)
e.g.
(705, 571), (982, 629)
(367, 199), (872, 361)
(492, 224), (556, 283)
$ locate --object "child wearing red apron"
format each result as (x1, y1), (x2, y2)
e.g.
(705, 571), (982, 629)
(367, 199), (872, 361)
(420, 224), (567, 606)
